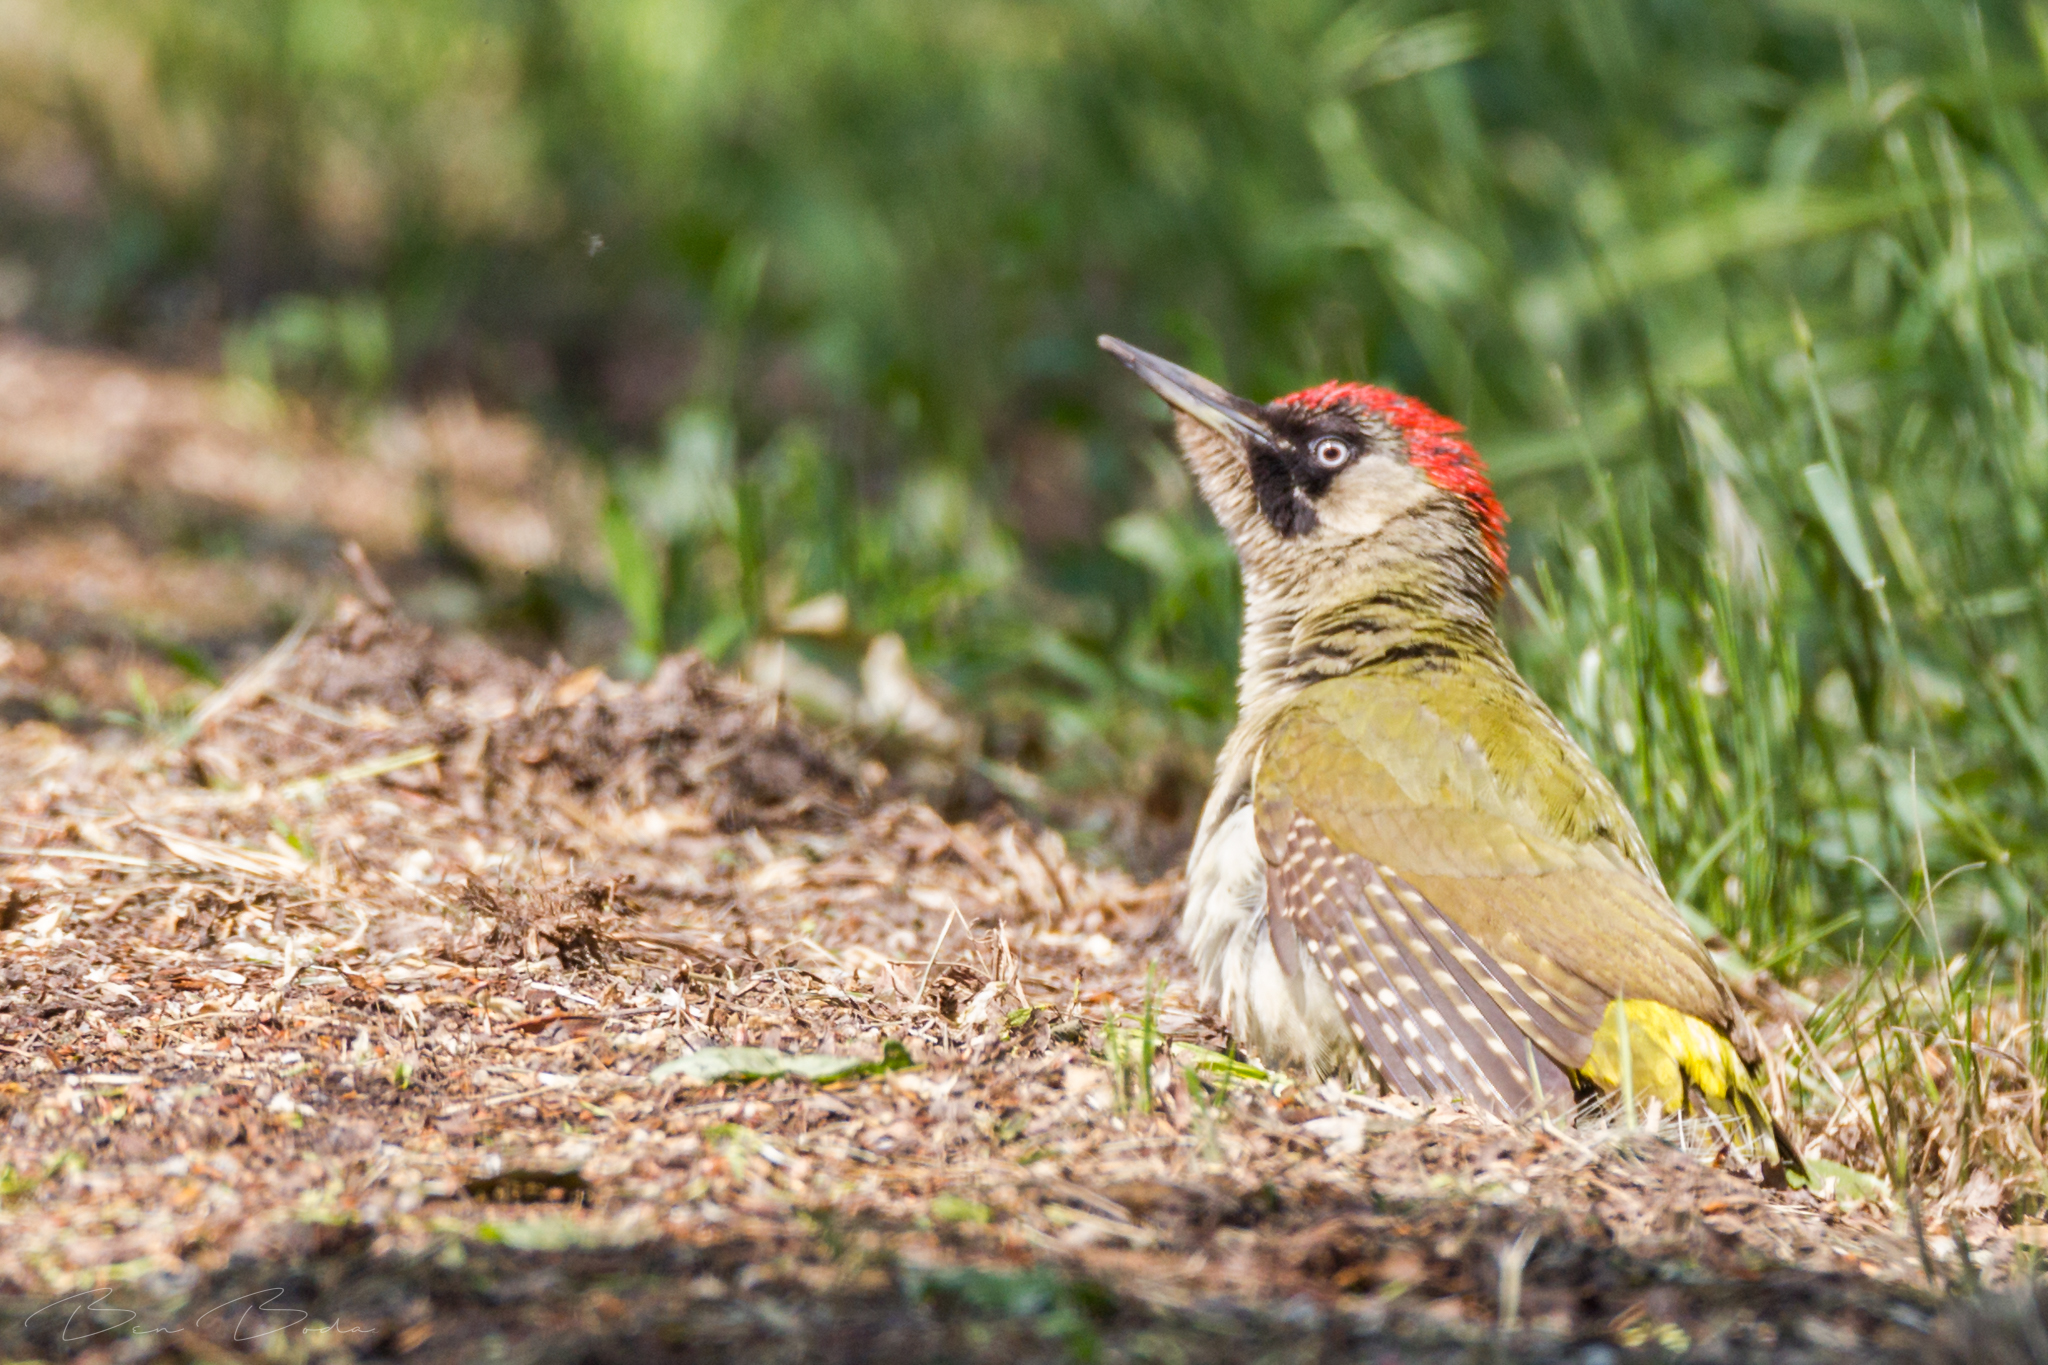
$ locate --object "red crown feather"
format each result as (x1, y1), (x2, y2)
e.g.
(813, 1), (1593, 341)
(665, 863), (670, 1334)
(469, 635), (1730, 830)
(1276, 380), (1507, 576)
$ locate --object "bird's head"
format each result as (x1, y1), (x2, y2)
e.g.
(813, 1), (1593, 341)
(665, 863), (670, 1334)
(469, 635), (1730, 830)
(1099, 336), (1506, 606)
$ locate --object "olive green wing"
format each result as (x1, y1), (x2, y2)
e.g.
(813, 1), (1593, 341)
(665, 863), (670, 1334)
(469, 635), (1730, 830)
(1254, 669), (1730, 1117)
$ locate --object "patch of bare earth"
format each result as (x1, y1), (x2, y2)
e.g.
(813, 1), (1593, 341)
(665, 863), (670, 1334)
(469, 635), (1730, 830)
(0, 328), (610, 722)
(1, 594), (2040, 1362)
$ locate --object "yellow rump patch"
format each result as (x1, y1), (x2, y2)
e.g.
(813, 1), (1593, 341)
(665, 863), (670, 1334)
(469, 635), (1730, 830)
(1577, 998), (1753, 1116)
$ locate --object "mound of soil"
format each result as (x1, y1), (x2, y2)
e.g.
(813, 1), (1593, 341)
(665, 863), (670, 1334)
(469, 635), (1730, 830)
(202, 598), (865, 830)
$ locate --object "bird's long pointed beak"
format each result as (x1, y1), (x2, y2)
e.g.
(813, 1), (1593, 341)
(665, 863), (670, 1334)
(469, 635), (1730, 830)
(1098, 336), (1270, 443)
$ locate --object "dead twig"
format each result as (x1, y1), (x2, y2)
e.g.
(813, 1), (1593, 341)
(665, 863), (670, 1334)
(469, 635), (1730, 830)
(187, 607), (321, 735)
(339, 540), (397, 612)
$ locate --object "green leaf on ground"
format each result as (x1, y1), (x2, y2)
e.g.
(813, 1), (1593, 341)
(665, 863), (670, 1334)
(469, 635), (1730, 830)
(1176, 1044), (1269, 1081)
(1790, 1157), (1890, 1203)
(930, 1193), (992, 1224)
(651, 1039), (914, 1085)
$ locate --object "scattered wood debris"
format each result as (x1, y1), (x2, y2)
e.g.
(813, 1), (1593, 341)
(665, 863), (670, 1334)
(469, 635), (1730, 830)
(0, 596), (2032, 1360)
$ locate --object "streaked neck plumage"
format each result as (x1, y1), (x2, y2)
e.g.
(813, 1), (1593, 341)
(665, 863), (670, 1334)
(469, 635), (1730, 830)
(1198, 495), (1510, 857)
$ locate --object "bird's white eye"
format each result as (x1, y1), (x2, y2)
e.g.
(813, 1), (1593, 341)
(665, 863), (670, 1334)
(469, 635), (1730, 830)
(1311, 437), (1352, 470)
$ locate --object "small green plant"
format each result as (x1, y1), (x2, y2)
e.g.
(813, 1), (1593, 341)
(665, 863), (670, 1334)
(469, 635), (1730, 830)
(269, 816), (315, 861)
(1184, 1060), (1233, 1163)
(1100, 968), (1163, 1115)
(929, 1192), (992, 1225)
(600, 495), (667, 674)
(704, 1122), (761, 1166)
(905, 1266), (1113, 1363)
(5, 1150), (86, 1204)
(224, 293), (392, 403)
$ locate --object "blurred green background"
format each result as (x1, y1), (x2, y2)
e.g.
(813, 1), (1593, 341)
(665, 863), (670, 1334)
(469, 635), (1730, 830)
(3, 0), (2047, 973)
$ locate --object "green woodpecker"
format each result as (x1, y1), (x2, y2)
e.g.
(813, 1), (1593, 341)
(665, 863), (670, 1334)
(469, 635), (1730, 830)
(1101, 335), (1798, 1169)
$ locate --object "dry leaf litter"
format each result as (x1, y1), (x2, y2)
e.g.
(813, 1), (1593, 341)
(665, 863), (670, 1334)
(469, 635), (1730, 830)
(0, 594), (2037, 1362)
